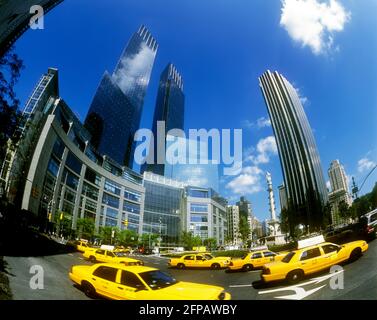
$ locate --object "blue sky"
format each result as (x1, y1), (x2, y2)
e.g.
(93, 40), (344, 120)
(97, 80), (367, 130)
(13, 0), (377, 222)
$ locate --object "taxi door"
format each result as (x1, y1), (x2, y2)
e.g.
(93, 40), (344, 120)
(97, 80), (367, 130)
(114, 270), (148, 300)
(320, 244), (341, 268)
(250, 252), (264, 267)
(105, 250), (116, 263)
(262, 251), (277, 265)
(94, 249), (107, 262)
(91, 265), (119, 299)
(194, 255), (207, 267)
(298, 247), (324, 274)
(183, 255), (196, 268)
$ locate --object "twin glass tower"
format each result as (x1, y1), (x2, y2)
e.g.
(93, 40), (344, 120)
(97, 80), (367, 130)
(85, 25), (159, 167)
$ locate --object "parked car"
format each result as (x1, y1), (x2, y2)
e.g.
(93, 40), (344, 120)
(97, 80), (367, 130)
(360, 209), (377, 240)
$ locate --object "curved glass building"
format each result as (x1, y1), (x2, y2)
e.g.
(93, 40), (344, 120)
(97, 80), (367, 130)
(259, 71), (328, 227)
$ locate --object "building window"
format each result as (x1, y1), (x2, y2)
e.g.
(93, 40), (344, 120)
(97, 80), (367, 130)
(52, 138), (65, 159)
(188, 189), (208, 198)
(128, 213), (140, 224)
(62, 169), (79, 190)
(190, 204), (208, 213)
(190, 214), (208, 222)
(106, 207), (119, 219)
(65, 151), (82, 175)
(84, 167), (101, 186)
(104, 179), (121, 196)
(82, 182), (99, 201)
(124, 188), (141, 202)
(123, 201), (140, 215)
(102, 193), (119, 208)
(47, 157), (60, 177)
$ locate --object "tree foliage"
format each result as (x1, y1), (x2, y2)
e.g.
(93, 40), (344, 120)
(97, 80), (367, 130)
(0, 48), (24, 163)
(239, 216), (250, 243)
(76, 218), (95, 240)
(180, 231), (202, 250)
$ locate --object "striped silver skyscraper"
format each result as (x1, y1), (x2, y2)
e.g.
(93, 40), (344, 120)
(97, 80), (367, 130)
(259, 71), (328, 220)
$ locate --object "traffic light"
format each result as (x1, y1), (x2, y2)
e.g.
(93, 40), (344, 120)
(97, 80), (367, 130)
(59, 212), (64, 220)
(123, 219), (128, 227)
(48, 213), (52, 222)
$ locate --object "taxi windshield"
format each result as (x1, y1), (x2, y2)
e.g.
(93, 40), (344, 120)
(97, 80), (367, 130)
(139, 271), (177, 290)
(203, 254), (213, 260)
(282, 252), (295, 263)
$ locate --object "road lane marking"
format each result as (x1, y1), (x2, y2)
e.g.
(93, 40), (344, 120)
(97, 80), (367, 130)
(258, 269), (344, 300)
(229, 284), (253, 288)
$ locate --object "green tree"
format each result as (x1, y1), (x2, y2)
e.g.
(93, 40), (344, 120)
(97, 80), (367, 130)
(338, 200), (350, 220)
(239, 216), (250, 244)
(139, 233), (159, 247)
(180, 231), (202, 250)
(99, 226), (119, 244)
(117, 229), (138, 246)
(76, 218), (95, 240)
(203, 238), (217, 250)
(0, 48), (24, 164)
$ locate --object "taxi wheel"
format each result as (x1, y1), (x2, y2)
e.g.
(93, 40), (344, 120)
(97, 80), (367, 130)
(177, 263), (185, 269)
(82, 281), (96, 298)
(349, 248), (362, 262)
(211, 263), (221, 270)
(286, 270), (304, 284)
(89, 256), (96, 263)
(243, 264), (253, 272)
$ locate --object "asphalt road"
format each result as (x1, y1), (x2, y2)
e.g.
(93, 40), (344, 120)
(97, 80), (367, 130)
(4, 239), (377, 300)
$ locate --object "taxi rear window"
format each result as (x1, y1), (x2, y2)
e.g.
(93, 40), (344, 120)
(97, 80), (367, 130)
(282, 252), (295, 263)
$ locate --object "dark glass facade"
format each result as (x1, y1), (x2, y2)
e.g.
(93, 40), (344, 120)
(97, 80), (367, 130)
(259, 71), (328, 227)
(85, 25), (158, 167)
(143, 63), (185, 175)
(143, 179), (183, 245)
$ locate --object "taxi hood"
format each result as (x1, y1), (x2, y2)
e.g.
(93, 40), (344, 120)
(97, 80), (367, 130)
(157, 281), (225, 300)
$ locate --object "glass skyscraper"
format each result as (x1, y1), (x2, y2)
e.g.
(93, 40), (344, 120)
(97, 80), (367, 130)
(85, 25), (158, 167)
(143, 63), (185, 176)
(163, 135), (220, 192)
(259, 70), (328, 228)
(142, 172), (185, 245)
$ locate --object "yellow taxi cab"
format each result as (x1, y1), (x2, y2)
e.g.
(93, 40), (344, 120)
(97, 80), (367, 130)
(168, 253), (231, 269)
(83, 248), (144, 266)
(69, 263), (231, 300)
(75, 240), (90, 253)
(261, 235), (368, 284)
(114, 246), (131, 254)
(227, 250), (285, 272)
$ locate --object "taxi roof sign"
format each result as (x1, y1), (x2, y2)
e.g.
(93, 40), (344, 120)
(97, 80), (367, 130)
(297, 235), (325, 249)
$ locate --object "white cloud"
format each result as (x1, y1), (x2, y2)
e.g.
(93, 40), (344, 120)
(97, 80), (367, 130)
(246, 136), (278, 165)
(357, 158), (376, 173)
(112, 42), (155, 96)
(241, 117), (271, 130)
(280, 0), (351, 55)
(256, 117), (271, 128)
(326, 180), (331, 190)
(226, 166), (264, 195)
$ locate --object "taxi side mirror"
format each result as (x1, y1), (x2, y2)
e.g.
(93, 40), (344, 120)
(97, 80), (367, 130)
(135, 284), (147, 292)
